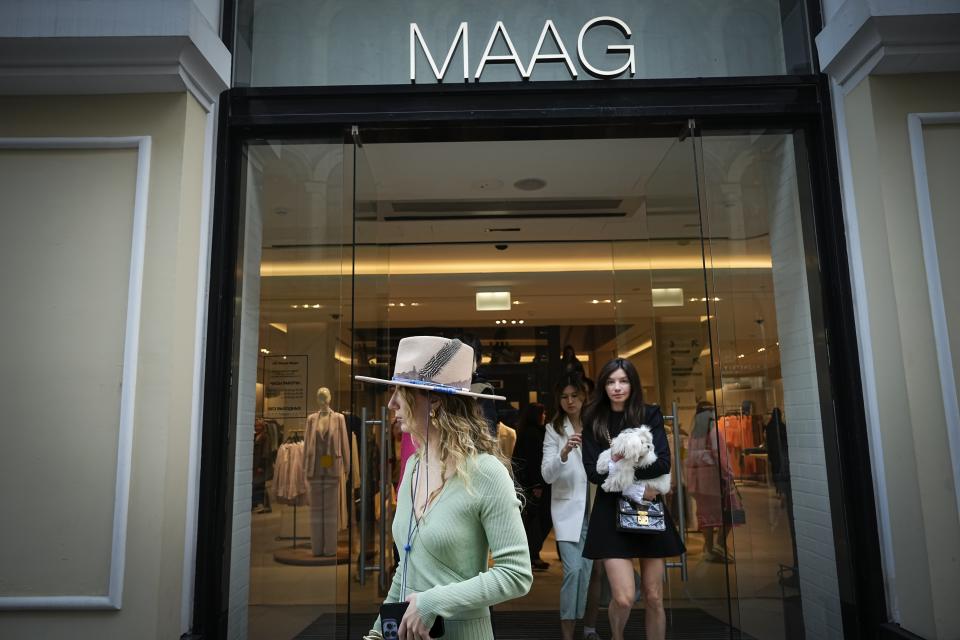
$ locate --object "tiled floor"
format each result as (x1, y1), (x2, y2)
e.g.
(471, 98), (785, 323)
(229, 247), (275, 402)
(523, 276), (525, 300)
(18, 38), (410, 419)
(248, 482), (801, 640)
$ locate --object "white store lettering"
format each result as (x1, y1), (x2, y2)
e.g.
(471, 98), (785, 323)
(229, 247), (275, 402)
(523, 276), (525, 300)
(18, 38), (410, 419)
(409, 16), (636, 82)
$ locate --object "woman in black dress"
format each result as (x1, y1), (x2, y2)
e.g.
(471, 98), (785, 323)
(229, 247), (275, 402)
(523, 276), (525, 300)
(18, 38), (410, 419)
(581, 358), (685, 640)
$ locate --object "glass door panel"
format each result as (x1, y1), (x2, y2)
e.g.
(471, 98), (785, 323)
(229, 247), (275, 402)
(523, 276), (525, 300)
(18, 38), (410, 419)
(611, 130), (735, 634)
(695, 129), (843, 639)
(348, 130), (396, 636)
(241, 139), (352, 640)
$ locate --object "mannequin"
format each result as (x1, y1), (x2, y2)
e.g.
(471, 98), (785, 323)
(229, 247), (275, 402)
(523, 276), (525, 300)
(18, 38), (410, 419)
(304, 386), (349, 556)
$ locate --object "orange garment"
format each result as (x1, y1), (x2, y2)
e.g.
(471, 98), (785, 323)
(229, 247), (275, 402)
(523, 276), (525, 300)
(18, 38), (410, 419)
(717, 415), (760, 477)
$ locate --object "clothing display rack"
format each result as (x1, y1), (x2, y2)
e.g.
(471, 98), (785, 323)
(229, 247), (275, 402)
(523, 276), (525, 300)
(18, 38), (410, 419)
(275, 429), (306, 547)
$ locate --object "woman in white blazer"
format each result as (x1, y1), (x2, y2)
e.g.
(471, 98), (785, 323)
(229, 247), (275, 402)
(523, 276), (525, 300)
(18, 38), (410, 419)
(542, 373), (603, 640)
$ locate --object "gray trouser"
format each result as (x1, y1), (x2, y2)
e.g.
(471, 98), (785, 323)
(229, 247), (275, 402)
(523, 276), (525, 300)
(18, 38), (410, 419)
(556, 500), (593, 620)
(309, 477), (338, 556)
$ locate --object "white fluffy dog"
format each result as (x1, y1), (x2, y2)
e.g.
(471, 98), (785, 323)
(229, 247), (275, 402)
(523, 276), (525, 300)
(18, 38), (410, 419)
(597, 426), (672, 498)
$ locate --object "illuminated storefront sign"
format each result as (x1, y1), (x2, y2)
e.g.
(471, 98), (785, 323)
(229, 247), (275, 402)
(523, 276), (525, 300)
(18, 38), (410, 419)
(410, 16), (636, 82)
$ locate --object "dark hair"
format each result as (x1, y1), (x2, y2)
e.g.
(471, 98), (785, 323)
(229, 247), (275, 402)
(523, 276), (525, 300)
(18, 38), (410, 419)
(520, 402), (546, 433)
(460, 332), (483, 367)
(692, 401), (716, 438)
(583, 358), (645, 442)
(550, 373), (590, 435)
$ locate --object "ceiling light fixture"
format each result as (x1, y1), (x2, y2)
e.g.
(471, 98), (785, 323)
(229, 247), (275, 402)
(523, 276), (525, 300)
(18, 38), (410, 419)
(652, 288), (684, 307)
(476, 291), (512, 311)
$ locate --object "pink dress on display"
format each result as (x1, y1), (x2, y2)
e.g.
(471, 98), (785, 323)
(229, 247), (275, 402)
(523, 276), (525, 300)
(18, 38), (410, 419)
(685, 413), (743, 529)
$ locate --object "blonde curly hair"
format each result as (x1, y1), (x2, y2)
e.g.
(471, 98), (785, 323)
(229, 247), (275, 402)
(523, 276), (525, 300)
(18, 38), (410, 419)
(395, 386), (512, 491)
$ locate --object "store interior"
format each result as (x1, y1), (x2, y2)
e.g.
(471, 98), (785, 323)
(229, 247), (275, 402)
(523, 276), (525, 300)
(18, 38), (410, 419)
(242, 130), (810, 639)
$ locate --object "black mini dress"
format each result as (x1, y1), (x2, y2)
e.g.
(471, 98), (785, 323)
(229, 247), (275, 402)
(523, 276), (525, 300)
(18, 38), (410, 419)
(582, 405), (687, 559)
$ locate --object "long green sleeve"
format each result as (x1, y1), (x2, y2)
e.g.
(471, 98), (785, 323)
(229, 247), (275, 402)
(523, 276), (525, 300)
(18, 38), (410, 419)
(414, 455), (533, 626)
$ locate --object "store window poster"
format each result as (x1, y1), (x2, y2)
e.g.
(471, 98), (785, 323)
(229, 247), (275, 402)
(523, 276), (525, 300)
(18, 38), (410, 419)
(263, 355), (308, 418)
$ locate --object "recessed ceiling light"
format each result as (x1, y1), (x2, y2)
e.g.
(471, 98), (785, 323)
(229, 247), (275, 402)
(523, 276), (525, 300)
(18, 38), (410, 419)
(518, 320), (524, 324)
(477, 291), (511, 311)
(513, 177), (547, 191)
(652, 288), (684, 307)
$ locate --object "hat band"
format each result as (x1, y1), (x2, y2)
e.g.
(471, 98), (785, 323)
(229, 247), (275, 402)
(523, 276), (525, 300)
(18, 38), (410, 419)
(391, 376), (467, 395)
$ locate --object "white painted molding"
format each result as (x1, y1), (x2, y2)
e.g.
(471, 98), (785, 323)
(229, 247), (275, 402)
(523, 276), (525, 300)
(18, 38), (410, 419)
(816, 0), (960, 94)
(0, 136), (151, 611)
(180, 99), (218, 633)
(907, 111), (960, 521)
(0, 0), (230, 105)
(828, 81), (899, 621)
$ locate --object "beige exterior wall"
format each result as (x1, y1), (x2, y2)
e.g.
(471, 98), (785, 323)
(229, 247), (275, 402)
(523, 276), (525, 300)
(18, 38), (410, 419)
(842, 73), (960, 640)
(0, 93), (210, 639)
(923, 124), (960, 423)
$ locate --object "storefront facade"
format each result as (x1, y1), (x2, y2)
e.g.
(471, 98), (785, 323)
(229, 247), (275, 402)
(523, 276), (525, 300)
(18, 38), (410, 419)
(195, 2), (884, 640)
(2, 1), (956, 640)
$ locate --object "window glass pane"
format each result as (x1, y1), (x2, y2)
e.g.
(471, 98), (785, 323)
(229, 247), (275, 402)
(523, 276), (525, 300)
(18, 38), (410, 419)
(234, 0), (811, 87)
(698, 131), (843, 639)
(234, 141), (351, 640)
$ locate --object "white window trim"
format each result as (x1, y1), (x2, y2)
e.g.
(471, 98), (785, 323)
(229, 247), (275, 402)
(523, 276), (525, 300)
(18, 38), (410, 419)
(907, 111), (960, 521)
(0, 136), (151, 611)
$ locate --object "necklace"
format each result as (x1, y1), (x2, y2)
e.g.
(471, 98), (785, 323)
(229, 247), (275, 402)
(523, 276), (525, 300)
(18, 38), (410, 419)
(411, 460), (445, 522)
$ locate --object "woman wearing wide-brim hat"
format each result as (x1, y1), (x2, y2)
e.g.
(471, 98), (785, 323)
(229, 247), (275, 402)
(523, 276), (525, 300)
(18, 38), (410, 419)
(359, 336), (532, 640)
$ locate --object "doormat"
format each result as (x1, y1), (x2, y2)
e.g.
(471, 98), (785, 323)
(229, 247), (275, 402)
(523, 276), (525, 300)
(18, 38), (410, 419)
(294, 608), (755, 639)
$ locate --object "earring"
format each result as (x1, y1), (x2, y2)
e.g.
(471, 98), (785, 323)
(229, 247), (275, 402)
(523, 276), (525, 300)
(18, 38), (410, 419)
(429, 408), (437, 419)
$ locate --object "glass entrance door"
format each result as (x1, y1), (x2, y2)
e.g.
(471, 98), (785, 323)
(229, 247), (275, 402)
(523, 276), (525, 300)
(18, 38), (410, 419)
(234, 123), (842, 640)
(348, 131), (397, 637)
(610, 127), (739, 635)
(694, 129), (842, 640)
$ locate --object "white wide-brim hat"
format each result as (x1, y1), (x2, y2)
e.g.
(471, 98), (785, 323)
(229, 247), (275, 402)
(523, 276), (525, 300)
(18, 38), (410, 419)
(355, 335), (506, 401)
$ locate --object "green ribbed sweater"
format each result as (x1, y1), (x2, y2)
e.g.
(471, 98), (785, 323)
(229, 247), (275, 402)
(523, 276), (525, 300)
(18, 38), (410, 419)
(371, 452), (533, 639)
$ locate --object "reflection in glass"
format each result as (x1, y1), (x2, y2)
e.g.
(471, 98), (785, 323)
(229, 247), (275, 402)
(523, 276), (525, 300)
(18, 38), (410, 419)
(228, 130), (840, 640)
(242, 142), (351, 640)
(698, 132), (842, 639)
(234, 0), (811, 87)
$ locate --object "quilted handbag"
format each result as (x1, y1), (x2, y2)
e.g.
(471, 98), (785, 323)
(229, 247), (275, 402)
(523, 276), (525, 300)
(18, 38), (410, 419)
(615, 496), (667, 534)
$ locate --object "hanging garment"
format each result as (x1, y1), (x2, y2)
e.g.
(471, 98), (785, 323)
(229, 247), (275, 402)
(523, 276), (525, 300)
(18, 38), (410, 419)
(273, 441), (308, 506)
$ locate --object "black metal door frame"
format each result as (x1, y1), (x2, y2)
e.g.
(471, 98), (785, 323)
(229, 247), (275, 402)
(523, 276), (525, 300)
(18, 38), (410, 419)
(188, 75), (887, 640)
